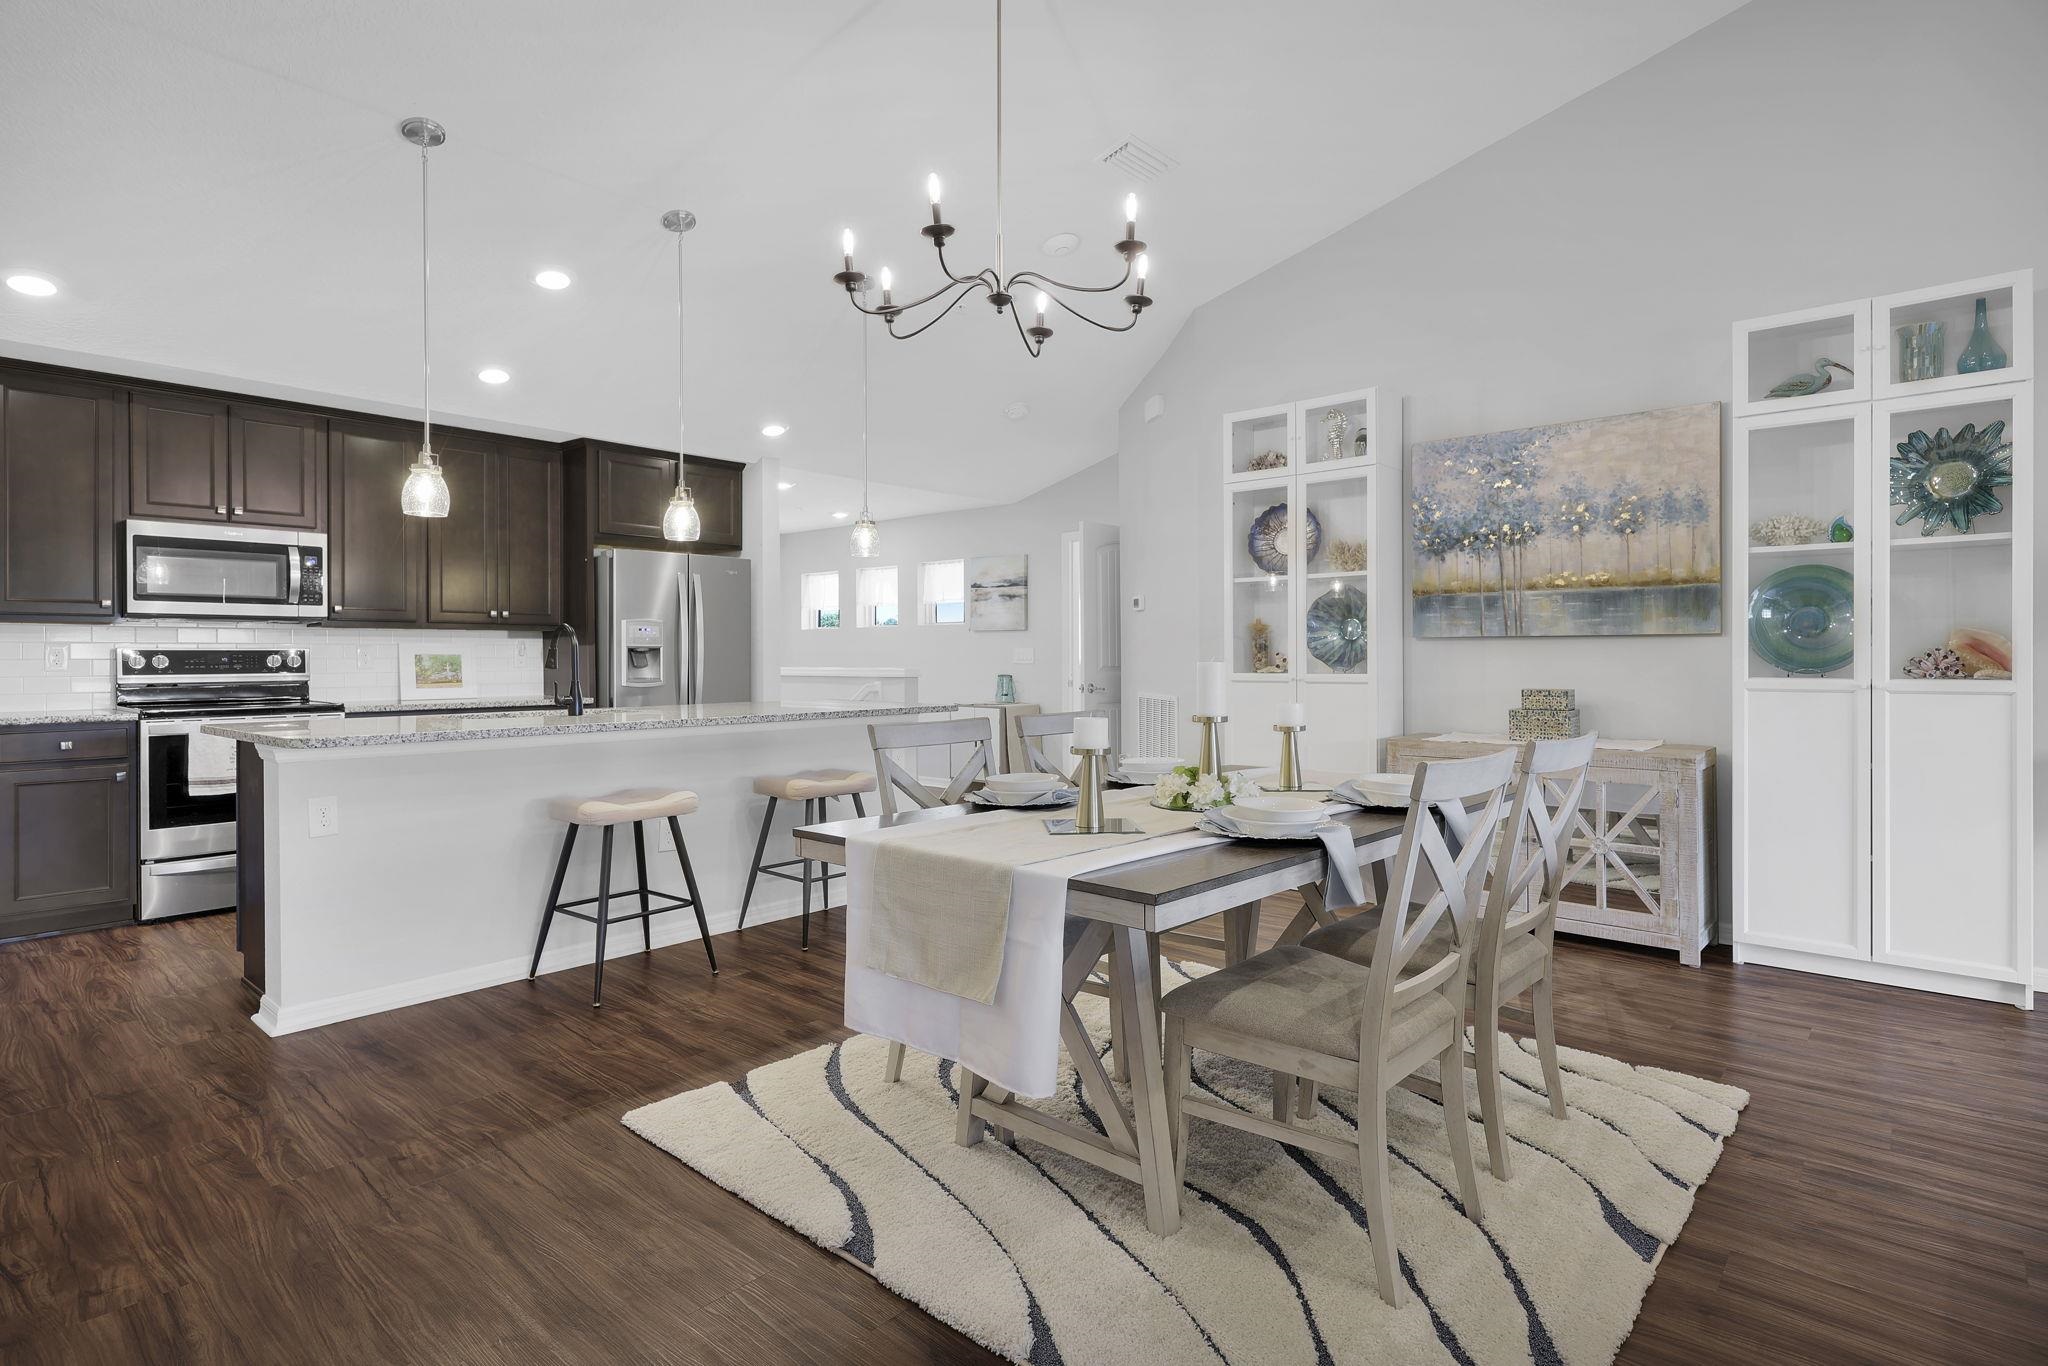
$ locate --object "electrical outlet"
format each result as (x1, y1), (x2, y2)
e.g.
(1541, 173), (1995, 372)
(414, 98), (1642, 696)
(516, 638), (527, 658)
(355, 645), (371, 669)
(307, 796), (340, 838)
(43, 644), (68, 672)
(1011, 646), (1035, 664)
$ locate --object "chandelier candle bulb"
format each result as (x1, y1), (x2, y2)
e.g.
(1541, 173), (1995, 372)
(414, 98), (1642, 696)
(879, 267), (894, 307)
(1124, 193), (1138, 241)
(927, 172), (942, 210)
(840, 228), (856, 272)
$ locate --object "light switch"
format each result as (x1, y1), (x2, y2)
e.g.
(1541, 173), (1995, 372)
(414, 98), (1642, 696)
(307, 796), (340, 838)
(1011, 646), (1035, 664)
(1129, 594), (1145, 612)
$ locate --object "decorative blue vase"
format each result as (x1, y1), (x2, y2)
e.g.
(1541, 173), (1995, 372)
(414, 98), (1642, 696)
(1955, 297), (2008, 374)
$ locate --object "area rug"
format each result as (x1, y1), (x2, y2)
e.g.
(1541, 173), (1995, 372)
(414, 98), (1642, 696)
(624, 962), (1746, 1365)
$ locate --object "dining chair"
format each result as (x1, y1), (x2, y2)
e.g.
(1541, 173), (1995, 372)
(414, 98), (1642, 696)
(1015, 708), (1112, 780)
(1297, 734), (1594, 1179)
(867, 716), (995, 817)
(1158, 748), (1516, 1307)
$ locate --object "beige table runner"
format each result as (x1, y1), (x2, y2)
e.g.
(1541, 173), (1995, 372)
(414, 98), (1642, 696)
(866, 788), (1204, 1003)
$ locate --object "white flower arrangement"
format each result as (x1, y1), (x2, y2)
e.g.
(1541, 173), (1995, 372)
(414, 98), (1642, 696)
(1153, 765), (1261, 812)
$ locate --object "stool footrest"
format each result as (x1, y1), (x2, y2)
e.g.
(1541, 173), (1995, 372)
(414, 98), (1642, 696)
(755, 857), (839, 887)
(551, 886), (695, 927)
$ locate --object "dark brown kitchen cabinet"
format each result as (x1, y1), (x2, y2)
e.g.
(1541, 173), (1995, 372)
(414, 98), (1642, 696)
(426, 440), (562, 627)
(0, 369), (119, 619)
(684, 460), (742, 548)
(128, 390), (230, 521)
(0, 723), (136, 941)
(586, 445), (743, 550)
(229, 405), (326, 529)
(328, 420), (423, 624)
(498, 443), (563, 625)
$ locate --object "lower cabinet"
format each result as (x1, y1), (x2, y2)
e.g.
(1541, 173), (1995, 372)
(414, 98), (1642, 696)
(0, 724), (136, 940)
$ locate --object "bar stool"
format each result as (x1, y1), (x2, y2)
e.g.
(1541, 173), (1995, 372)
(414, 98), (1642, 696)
(528, 788), (716, 1007)
(738, 769), (877, 948)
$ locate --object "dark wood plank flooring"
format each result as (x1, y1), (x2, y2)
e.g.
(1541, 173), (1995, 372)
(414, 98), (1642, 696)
(1, 904), (2043, 1364)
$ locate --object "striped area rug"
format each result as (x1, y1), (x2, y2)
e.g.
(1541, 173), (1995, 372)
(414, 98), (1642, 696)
(624, 963), (1746, 1365)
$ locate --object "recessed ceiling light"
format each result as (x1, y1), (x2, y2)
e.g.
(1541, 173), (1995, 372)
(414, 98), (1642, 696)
(6, 273), (57, 297)
(1041, 232), (1080, 258)
(532, 269), (572, 290)
(760, 423), (788, 438)
(477, 366), (510, 385)
(776, 481), (795, 491)
(1004, 401), (1029, 421)
(832, 511), (849, 520)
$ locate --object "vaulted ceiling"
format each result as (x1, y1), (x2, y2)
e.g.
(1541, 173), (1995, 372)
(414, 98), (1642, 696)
(0, 0), (1742, 529)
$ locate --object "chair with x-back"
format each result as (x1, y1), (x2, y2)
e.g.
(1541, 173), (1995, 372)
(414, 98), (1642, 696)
(867, 717), (994, 817)
(1014, 709), (1111, 781)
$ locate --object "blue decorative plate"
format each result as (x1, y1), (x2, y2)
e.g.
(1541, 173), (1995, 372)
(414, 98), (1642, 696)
(1748, 563), (1853, 675)
(1306, 584), (1368, 671)
(1247, 503), (1322, 574)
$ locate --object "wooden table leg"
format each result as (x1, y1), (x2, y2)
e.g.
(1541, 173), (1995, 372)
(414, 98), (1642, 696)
(1113, 924), (1181, 1236)
(1221, 901), (1260, 965)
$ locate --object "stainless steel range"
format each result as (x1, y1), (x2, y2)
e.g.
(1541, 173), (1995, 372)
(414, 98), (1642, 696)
(117, 648), (343, 921)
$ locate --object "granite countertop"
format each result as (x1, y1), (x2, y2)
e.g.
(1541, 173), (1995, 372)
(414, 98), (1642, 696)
(204, 701), (962, 750)
(341, 697), (582, 715)
(0, 707), (138, 726)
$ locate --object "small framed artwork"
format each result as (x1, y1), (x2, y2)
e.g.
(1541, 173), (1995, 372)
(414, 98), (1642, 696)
(967, 555), (1028, 631)
(398, 648), (479, 700)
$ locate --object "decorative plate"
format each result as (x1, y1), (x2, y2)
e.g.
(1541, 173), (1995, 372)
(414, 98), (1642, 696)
(1748, 563), (1854, 675)
(1306, 584), (1369, 671)
(1246, 503), (1323, 575)
(1195, 814), (1343, 842)
(967, 788), (1077, 809)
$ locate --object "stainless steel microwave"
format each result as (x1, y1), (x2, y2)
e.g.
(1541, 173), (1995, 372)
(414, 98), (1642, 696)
(123, 518), (329, 620)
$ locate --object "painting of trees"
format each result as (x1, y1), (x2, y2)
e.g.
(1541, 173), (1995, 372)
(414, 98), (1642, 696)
(1408, 402), (1722, 637)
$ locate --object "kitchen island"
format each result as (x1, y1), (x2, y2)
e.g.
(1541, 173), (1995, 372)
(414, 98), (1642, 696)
(209, 702), (958, 1034)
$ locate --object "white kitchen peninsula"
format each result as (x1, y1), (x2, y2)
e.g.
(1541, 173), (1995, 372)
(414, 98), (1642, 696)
(208, 702), (957, 1035)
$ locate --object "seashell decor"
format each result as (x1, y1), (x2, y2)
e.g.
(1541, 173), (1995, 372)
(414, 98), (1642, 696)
(1748, 514), (1829, 547)
(1948, 626), (2012, 678)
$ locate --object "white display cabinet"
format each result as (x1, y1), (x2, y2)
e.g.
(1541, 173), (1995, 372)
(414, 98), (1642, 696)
(1218, 387), (1402, 776)
(1733, 296), (1871, 418)
(1732, 272), (2033, 1009)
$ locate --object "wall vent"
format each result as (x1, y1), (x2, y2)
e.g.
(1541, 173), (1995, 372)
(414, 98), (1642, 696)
(1096, 136), (1177, 184)
(1132, 692), (1178, 758)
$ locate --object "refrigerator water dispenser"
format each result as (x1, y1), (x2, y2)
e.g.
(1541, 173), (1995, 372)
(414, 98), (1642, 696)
(620, 619), (666, 687)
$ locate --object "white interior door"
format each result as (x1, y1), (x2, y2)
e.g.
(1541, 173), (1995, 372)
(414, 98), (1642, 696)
(1066, 520), (1122, 747)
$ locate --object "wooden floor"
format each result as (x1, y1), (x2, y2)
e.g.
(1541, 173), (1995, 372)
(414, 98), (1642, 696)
(1, 904), (2043, 1365)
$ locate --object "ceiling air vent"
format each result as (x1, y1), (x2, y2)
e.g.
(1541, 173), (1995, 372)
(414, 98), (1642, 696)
(1096, 136), (1177, 183)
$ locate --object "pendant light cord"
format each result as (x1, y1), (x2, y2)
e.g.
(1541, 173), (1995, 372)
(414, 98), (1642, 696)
(675, 227), (689, 496)
(419, 137), (433, 460)
(993, 0), (1004, 286)
(861, 314), (871, 511)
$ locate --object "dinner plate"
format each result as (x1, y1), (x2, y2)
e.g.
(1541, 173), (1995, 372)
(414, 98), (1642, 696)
(966, 787), (1077, 809)
(1332, 776), (1410, 809)
(981, 771), (1065, 795)
(1196, 814), (1342, 842)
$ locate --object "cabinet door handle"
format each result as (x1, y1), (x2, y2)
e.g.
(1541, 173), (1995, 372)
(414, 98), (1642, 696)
(216, 505), (227, 515)
(58, 740), (74, 750)
(115, 771), (127, 782)
(233, 506), (245, 516)
(100, 599), (112, 608)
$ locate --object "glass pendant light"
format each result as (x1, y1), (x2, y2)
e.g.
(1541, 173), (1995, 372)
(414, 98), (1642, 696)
(849, 311), (880, 557)
(398, 117), (451, 519)
(661, 209), (702, 542)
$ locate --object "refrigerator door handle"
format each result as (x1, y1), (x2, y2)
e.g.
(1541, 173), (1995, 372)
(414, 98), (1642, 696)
(677, 571), (694, 705)
(690, 572), (706, 705)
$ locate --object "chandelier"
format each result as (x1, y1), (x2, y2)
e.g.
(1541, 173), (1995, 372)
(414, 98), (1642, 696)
(831, 0), (1152, 358)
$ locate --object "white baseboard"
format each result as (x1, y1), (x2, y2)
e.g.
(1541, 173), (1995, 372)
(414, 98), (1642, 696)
(251, 889), (823, 1037)
(1735, 943), (2033, 1010)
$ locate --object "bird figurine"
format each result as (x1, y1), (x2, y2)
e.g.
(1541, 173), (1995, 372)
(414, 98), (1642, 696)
(1766, 357), (1854, 398)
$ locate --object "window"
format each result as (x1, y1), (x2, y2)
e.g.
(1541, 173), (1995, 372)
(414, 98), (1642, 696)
(800, 571), (840, 629)
(855, 565), (899, 627)
(918, 558), (966, 625)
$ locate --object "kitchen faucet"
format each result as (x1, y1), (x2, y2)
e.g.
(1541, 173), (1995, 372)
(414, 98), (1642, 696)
(549, 623), (585, 716)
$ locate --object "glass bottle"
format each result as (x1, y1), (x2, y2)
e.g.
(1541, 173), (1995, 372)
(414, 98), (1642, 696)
(1955, 297), (2008, 374)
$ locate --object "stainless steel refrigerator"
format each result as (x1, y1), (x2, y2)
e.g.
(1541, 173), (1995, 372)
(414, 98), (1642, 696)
(581, 549), (753, 707)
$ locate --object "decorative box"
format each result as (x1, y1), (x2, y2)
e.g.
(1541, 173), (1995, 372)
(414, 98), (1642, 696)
(1508, 706), (1583, 740)
(1519, 688), (1576, 711)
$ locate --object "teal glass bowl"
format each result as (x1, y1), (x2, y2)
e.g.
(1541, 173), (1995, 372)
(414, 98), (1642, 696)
(1748, 563), (1854, 675)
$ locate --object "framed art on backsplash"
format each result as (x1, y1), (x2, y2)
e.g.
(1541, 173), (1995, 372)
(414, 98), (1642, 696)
(1409, 401), (1723, 637)
(398, 648), (479, 700)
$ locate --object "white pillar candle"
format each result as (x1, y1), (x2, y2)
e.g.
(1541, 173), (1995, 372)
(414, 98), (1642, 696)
(1072, 715), (1109, 749)
(1195, 661), (1227, 715)
(1280, 702), (1305, 727)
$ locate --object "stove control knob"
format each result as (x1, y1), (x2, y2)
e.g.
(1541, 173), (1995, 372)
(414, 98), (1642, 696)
(266, 653), (283, 669)
(285, 650), (303, 669)
(150, 654), (169, 670)
(120, 649), (146, 670)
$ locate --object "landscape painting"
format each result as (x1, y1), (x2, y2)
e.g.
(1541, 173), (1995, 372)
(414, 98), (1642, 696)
(398, 648), (477, 700)
(1409, 402), (1722, 637)
(967, 555), (1028, 632)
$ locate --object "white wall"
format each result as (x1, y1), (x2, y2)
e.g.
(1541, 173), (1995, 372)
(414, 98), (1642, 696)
(0, 622), (543, 711)
(781, 456), (1118, 707)
(742, 454), (784, 701)
(1115, 0), (2048, 966)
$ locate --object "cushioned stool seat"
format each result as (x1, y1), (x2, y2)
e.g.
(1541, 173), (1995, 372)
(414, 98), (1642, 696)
(752, 769), (877, 801)
(549, 788), (699, 826)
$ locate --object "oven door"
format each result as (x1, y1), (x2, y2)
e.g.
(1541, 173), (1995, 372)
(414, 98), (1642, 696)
(138, 715), (247, 861)
(125, 518), (303, 618)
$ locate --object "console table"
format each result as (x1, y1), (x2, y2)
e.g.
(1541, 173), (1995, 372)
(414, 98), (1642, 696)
(1385, 734), (1717, 966)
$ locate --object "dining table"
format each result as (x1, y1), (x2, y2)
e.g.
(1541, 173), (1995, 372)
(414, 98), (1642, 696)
(793, 784), (1415, 1238)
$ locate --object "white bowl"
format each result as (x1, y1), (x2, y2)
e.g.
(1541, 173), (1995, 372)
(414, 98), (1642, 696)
(983, 771), (1062, 795)
(1116, 756), (1180, 780)
(1231, 795), (1325, 826)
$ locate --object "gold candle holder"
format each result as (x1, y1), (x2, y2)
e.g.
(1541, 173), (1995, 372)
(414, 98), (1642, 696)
(1193, 714), (1227, 777)
(1071, 745), (1111, 832)
(1272, 723), (1306, 791)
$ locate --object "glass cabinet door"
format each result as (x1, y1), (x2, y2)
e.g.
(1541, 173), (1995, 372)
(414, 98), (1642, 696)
(1225, 405), (1293, 481)
(1228, 480), (1295, 677)
(1298, 470), (1371, 678)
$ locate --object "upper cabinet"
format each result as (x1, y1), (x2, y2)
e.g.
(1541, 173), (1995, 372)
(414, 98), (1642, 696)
(577, 443), (743, 550)
(497, 444), (563, 625)
(0, 369), (120, 619)
(425, 439), (561, 627)
(129, 392), (326, 528)
(328, 420), (424, 624)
